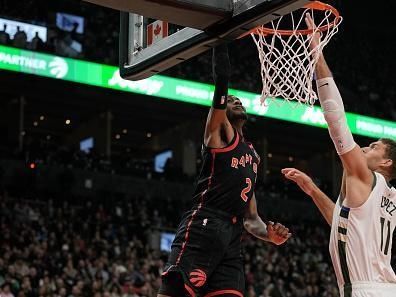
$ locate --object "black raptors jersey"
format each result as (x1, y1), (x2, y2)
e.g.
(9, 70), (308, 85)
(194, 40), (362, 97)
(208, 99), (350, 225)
(192, 130), (260, 217)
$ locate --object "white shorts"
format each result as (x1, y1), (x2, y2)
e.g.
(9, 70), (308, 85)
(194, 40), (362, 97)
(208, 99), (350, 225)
(340, 282), (396, 297)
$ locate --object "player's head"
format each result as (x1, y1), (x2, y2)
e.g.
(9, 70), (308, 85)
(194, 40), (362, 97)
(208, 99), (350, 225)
(226, 95), (248, 124)
(362, 138), (396, 180)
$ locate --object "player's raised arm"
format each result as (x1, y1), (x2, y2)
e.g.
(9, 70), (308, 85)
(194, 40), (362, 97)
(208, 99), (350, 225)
(306, 14), (373, 203)
(204, 44), (234, 148)
(243, 194), (291, 245)
(282, 168), (334, 226)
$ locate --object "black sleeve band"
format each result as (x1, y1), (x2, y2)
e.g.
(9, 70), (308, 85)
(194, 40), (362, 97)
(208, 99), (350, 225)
(212, 44), (230, 109)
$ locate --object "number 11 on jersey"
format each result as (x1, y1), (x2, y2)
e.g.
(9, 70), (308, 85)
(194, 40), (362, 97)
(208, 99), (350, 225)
(380, 217), (392, 255)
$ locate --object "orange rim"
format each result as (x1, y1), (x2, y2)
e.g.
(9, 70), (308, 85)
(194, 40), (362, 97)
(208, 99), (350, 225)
(239, 1), (341, 38)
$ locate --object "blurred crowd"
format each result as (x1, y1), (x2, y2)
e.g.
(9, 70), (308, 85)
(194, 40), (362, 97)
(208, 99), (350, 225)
(0, 1), (395, 120)
(0, 193), (171, 297)
(3, 191), (392, 297)
(0, 0), (118, 64)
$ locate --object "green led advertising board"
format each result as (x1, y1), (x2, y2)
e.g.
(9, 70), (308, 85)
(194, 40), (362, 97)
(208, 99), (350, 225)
(0, 45), (395, 139)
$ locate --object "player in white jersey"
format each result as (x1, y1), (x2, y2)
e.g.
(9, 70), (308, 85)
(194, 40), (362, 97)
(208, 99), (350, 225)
(281, 14), (396, 297)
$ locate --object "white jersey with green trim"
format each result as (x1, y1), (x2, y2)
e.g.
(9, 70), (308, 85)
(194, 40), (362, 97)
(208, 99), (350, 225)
(329, 172), (396, 296)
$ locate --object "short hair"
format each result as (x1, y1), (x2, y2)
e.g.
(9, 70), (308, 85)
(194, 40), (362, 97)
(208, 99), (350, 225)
(227, 95), (239, 101)
(380, 138), (396, 180)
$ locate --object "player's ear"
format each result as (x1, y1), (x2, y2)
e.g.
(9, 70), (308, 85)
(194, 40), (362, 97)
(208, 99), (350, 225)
(381, 158), (393, 171)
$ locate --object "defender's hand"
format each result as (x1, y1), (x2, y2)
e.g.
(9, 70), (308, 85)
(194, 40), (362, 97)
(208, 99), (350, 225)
(282, 168), (316, 196)
(305, 13), (321, 51)
(266, 221), (291, 245)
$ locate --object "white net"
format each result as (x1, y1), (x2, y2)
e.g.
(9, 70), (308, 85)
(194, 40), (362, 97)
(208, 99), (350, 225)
(251, 5), (342, 106)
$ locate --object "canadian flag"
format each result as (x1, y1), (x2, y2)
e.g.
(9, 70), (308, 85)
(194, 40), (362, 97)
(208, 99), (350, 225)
(147, 20), (168, 47)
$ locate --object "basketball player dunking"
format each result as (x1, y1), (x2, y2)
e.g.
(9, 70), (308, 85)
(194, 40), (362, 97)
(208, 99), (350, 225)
(157, 45), (291, 297)
(282, 14), (396, 297)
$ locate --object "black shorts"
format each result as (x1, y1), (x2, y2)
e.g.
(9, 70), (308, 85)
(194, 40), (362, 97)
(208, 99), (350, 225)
(158, 207), (245, 297)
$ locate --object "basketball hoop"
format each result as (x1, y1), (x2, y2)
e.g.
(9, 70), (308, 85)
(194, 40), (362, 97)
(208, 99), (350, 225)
(241, 1), (342, 106)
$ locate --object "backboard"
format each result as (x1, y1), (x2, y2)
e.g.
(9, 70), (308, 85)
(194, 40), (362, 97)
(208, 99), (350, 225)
(85, 0), (311, 80)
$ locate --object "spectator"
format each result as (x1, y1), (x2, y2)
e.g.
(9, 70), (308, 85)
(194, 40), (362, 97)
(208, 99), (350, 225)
(1, 283), (15, 297)
(29, 32), (44, 51)
(0, 24), (11, 45)
(12, 26), (28, 49)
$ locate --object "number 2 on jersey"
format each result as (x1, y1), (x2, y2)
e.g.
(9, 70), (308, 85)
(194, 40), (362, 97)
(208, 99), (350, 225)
(380, 217), (392, 255)
(240, 178), (252, 202)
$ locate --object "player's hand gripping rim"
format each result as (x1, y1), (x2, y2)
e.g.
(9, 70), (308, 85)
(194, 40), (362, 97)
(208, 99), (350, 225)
(305, 13), (321, 54)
